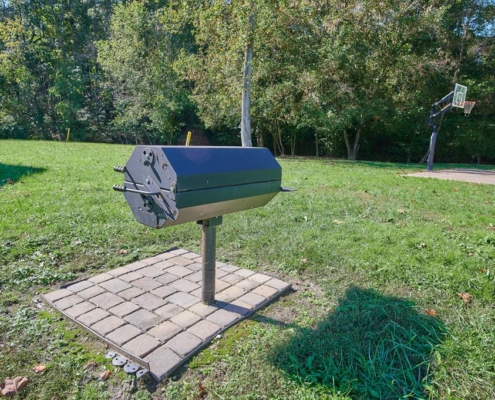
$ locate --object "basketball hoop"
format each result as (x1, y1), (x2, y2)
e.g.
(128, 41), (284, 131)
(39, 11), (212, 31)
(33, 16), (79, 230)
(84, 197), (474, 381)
(462, 101), (476, 116)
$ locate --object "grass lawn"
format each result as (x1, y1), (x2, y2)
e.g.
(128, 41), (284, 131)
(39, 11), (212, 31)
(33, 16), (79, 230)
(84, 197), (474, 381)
(1, 139), (495, 399)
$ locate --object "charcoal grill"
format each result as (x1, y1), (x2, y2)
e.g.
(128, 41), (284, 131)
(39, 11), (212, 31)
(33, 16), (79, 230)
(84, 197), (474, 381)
(114, 146), (283, 304)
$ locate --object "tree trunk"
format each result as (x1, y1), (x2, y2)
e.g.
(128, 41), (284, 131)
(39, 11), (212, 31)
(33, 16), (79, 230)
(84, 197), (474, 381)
(344, 127), (361, 160)
(315, 131), (319, 157)
(291, 131), (296, 156)
(240, 12), (256, 147)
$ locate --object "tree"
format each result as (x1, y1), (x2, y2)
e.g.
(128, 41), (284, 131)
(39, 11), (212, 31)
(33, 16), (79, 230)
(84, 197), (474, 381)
(97, 1), (191, 144)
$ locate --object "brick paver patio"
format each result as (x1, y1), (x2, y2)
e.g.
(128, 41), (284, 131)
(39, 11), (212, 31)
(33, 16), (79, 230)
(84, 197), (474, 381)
(42, 249), (290, 381)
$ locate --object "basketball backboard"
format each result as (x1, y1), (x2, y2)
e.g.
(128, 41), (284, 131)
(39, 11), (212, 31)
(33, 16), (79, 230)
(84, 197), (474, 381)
(452, 83), (467, 108)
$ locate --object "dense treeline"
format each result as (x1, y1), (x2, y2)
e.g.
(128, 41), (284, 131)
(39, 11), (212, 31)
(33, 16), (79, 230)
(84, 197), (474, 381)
(1, 0), (494, 163)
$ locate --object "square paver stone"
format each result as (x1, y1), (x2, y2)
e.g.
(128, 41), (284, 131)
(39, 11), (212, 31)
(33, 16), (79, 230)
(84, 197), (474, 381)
(185, 263), (202, 271)
(53, 295), (84, 310)
(156, 273), (180, 285)
(220, 274), (244, 284)
(99, 278), (132, 294)
(92, 316), (126, 336)
(77, 308), (111, 326)
(148, 321), (182, 342)
(234, 269), (256, 278)
(145, 346), (182, 381)
(188, 303), (219, 317)
(219, 265), (240, 273)
(187, 320), (221, 341)
(43, 289), (73, 303)
(170, 310), (202, 329)
(215, 269), (229, 278)
(108, 301), (141, 318)
(265, 278), (291, 291)
(235, 279), (260, 291)
(119, 272), (144, 283)
(170, 279), (200, 293)
(165, 331), (202, 357)
(166, 292), (200, 308)
(215, 286), (246, 303)
(166, 265), (194, 278)
(155, 304), (184, 319)
(152, 260), (174, 270)
(132, 293), (167, 311)
(107, 324), (142, 346)
(88, 273), (113, 284)
(237, 292), (266, 307)
(66, 280), (94, 293)
(168, 256), (194, 267)
(183, 271), (202, 283)
(206, 309), (239, 327)
(182, 252), (201, 260)
(248, 273), (272, 284)
(138, 266), (165, 278)
(107, 267), (131, 277)
(169, 249), (189, 256)
(215, 279), (231, 292)
(222, 300), (253, 316)
(90, 292), (124, 310)
(132, 277), (163, 291)
(65, 301), (96, 318)
(151, 286), (177, 299)
(77, 285), (106, 300)
(123, 334), (161, 358)
(125, 261), (147, 271)
(119, 287), (145, 300)
(124, 309), (163, 331)
(252, 285), (279, 299)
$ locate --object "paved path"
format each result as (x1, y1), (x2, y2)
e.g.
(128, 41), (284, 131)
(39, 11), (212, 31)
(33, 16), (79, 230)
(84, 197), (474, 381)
(407, 169), (495, 185)
(42, 249), (290, 381)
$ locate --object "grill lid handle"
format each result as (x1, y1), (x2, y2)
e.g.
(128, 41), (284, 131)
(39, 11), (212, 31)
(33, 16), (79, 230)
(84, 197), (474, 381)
(112, 185), (161, 196)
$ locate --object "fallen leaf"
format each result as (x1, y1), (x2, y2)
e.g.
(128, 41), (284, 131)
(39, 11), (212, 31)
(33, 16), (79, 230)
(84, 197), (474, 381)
(301, 258), (308, 263)
(73, 240), (82, 245)
(198, 383), (207, 399)
(468, 252), (474, 256)
(457, 292), (472, 303)
(1, 377), (29, 395)
(426, 309), (437, 317)
(397, 209), (405, 214)
(32, 364), (46, 373)
(118, 249), (128, 255)
(99, 370), (111, 380)
(333, 220), (344, 224)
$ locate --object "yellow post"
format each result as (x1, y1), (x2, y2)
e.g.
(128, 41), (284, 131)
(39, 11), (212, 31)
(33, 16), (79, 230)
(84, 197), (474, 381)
(66, 128), (70, 142)
(186, 131), (192, 146)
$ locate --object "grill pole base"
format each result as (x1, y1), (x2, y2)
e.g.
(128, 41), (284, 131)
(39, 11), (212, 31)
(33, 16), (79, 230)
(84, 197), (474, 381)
(198, 217), (223, 305)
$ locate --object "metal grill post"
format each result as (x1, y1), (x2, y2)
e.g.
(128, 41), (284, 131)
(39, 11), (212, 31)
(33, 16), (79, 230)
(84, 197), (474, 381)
(198, 217), (222, 304)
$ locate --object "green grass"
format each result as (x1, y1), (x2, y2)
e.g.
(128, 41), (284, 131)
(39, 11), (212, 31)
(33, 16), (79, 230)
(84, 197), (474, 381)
(1, 140), (495, 399)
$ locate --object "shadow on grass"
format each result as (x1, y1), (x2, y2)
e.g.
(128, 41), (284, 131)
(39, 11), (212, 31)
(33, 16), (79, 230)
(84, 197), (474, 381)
(268, 287), (447, 399)
(0, 162), (46, 187)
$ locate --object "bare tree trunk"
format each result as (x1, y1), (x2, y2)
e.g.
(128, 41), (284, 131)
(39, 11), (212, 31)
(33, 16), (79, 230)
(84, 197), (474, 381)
(240, 11), (256, 147)
(344, 127), (361, 160)
(315, 131), (319, 157)
(291, 131), (296, 156)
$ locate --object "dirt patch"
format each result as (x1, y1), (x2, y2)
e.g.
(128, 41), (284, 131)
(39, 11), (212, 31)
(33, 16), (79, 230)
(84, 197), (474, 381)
(407, 169), (495, 185)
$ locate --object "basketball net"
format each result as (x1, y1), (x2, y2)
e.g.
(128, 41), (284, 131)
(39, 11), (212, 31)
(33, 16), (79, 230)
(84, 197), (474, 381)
(463, 101), (476, 116)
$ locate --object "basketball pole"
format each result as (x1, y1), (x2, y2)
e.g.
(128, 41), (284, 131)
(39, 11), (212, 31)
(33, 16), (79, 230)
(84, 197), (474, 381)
(427, 84), (466, 171)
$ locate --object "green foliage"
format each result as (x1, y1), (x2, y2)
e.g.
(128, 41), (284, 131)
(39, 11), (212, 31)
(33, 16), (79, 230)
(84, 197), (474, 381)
(96, 1), (192, 144)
